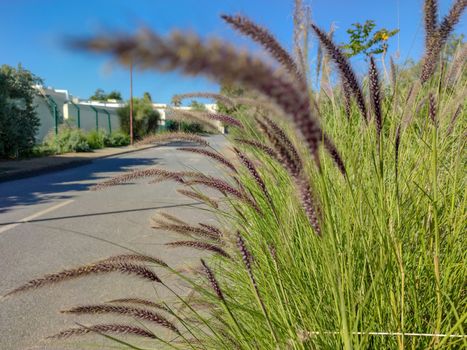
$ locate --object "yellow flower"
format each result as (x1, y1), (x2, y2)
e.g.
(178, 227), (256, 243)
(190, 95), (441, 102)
(381, 32), (389, 41)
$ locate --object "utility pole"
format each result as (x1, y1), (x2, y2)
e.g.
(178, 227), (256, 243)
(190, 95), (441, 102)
(129, 61), (134, 145)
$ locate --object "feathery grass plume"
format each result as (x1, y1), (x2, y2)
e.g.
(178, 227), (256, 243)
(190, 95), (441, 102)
(176, 147), (237, 173)
(198, 223), (223, 238)
(47, 324), (157, 339)
(311, 23), (367, 121)
(153, 219), (222, 242)
(446, 104), (463, 135)
(106, 298), (169, 312)
(75, 29), (324, 166)
(420, 0), (466, 83)
(322, 134), (347, 176)
(368, 56), (383, 136)
(62, 304), (179, 334)
(342, 80), (352, 119)
(176, 188), (219, 209)
(157, 212), (189, 226)
(185, 177), (261, 213)
(395, 124), (402, 176)
(222, 14), (303, 82)
(429, 92), (438, 126)
(234, 138), (278, 159)
(166, 241), (231, 259)
(200, 259), (225, 301)
(233, 147), (272, 204)
(5, 262), (160, 296)
(424, 0), (439, 48)
(256, 117), (302, 176)
(172, 92), (235, 108)
(296, 176), (322, 236)
(90, 168), (196, 190)
(205, 113), (245, 129)
(100, 254), (168, 268)
(137, 132), (209, 147)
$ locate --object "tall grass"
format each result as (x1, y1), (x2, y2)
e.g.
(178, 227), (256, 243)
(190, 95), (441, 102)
(4, 0), (466, 348)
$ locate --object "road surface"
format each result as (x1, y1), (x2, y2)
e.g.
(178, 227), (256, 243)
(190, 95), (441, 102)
(0, 135), (229, 350)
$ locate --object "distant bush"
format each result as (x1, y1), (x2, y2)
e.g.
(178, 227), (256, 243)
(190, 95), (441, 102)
(44, 126), (91, 153)
(165, 120), (205, 133)
(86, 130), (107, 149)
(106, 131), (130, 147)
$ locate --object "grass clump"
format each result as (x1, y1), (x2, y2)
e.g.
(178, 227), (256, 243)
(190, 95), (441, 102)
(5, 0), (466, 349)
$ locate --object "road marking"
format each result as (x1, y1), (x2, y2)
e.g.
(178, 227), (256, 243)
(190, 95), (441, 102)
(0, 199), (74, 234)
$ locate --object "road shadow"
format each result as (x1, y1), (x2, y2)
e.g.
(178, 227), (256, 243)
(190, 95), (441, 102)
(0, 155), (159, 214)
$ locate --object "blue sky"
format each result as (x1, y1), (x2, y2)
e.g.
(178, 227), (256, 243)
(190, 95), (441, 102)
(0, 0), (465, 103)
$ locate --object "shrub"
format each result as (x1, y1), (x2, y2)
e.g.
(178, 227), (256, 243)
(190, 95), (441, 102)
(44, 126), (91, 153)
(0, 64), (42, 158)
(86, 130), (107, 149)
(117, 94), (160, 139)
(165, 119), (205, 133)
(105, 131), (130, 147)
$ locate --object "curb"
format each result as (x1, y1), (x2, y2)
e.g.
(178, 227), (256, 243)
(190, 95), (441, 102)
(0, 144), (155, 183)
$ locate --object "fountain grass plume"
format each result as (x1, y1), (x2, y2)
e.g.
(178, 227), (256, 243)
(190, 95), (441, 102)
(368, 56), (383, 137)
(200, 259), (225, 302)
(47, 324), (157, 339)
(234, 138), (278, 159)
(234, 147), (272, 205)
(205, 113), (245, 129)
(5, 262), (161, 296)
(177, 147), (238, 173)
(221, 14), (303, 82)
(153, 219), (222, 242)
(176, 188), (219, 209)
(100, 254), (168, 268)
(106, 298), (170, 312)
(74, 27), (325, 168)
(137, 132), (209, 147)
(166, 241), (231, 259)
(311, 23), (367, 121)
(62, 304), (180, 334)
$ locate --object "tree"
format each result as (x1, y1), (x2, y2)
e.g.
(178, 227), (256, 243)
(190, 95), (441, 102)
(189, 100), (206, 111)
(341, 20), (399, 58)
(90, 89), (122, 101)
(117, 96), (160, 139)
(0, 64), (42, 158)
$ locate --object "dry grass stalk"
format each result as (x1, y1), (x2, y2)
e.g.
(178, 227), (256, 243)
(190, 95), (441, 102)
(47, 324), (157, 339)
(62, 304), (179, 334)
(368, 56), (383, 136)
(177, 147), (237, 173)
(200, 259), (225, 301)
(5, 262), (160, 296)
(172, 92), (235, 108)
(137, 132), (209, 147)
(157, 212), (189, 226)
(106, 298), (170, 312)
(222, 14), (303, 82)
(176, 189), (219, 209)
(75, 28), (324, 166)
(166, 241), (231, 259)
(311, 23), (367, 121)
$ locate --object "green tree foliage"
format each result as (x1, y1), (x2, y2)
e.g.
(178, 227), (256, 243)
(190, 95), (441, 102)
(342, 20), (399, 58)
(0, 64), (42, 158)
(117, 96), (160, 139)
(89, 88), (122, 101)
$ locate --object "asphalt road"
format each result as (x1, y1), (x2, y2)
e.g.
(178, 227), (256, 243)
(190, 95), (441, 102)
(0, 135), (229, 350)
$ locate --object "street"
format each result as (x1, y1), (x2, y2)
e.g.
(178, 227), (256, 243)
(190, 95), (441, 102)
(0, 135), (229, 350)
